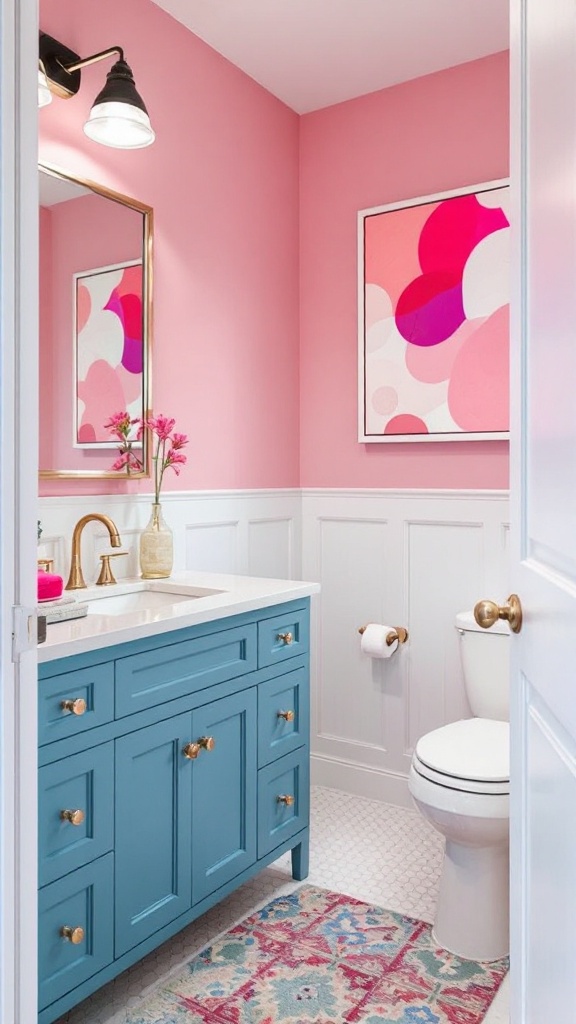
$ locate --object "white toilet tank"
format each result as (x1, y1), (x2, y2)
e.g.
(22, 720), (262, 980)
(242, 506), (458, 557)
(456, 611), (510, 721)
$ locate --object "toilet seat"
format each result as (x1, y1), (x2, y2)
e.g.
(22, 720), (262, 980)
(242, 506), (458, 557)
(412, 719), (509, 796)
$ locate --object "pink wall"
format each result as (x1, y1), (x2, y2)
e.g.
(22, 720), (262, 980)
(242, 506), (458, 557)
(39, 0), (300, 496)
(38, 3), (509, 497)
(40, 192), (142, 474)
(299, 51), (510, 489)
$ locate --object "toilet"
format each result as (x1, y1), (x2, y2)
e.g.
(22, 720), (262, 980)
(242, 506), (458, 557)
(408, 610), (510, 962)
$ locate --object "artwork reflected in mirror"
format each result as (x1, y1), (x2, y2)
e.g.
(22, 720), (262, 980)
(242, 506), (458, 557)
(39, 163), (152, 478)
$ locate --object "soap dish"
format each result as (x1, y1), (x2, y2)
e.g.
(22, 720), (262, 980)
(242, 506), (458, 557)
(40, 601), (88, 624)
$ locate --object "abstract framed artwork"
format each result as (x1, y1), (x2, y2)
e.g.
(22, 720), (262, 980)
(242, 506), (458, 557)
(358, 179), (510, 442)
(74, 259), (144, 448)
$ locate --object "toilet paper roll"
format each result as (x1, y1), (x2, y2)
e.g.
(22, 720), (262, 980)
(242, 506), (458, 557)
(360, 623), (398, 659)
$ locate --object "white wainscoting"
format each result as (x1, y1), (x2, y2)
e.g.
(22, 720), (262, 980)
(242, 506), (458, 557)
(37, 490), (302, 587)
(301, 489), (510, 807)
(38, 487), (509, 808)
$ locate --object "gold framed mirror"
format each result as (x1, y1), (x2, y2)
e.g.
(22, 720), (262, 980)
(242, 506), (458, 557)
(39, 162), (153, 479)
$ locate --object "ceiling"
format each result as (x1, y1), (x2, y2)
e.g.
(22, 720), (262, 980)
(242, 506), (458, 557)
(151, 0), (509, 114)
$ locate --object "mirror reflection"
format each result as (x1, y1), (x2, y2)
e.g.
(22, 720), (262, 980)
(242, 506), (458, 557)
(39, 163), (152, 478)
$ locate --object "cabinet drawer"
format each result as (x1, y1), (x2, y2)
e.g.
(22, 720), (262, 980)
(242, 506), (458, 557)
(39, 744), (114, 887)
(115, 624), (257, 717)
(257, 608), (309, 668)
(39, 664), (114, 747)
(38, 854), (114, 1012)
(258, 667), (309, 767)
(257, 748), (310, 858)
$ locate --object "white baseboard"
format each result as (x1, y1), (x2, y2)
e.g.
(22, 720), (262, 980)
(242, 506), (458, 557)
(311, 753), (412, 808)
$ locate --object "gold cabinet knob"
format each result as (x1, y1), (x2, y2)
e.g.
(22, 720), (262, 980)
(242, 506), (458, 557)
(183, 736), (215, 760)
(474, 594), (523, 634)
(183, 742), (200, 760)
(60, 698), (87, 716)
(277, 632), (293, 645)
(60, 809), (85, 826)
(277, 710), (295, 722)
(60, 925), (85, 944)
(277, 794), (295, 806)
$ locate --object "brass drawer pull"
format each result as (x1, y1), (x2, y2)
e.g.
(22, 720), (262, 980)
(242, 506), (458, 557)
(60, 809), (85, 826)
(61, 925), (85, 944)
(276, 632), (293, 645)
(277, 710), (295, 722)
(277, 794), (295, 806)
(60, 698), (87, 716)
(183, 736), (215, 760)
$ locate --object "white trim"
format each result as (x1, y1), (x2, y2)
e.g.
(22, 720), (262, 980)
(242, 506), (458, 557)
(0, 2), (39, 1022)
(311, 754), (412, 808)
(301, 487), (510, 500)
(39, 487), (303, 507)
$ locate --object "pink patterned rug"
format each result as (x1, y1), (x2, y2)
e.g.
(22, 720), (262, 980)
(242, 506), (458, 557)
(126, 885), (508, 1023)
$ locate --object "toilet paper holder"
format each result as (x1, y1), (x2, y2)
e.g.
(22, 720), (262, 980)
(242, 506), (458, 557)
(358, 625), (409, 646)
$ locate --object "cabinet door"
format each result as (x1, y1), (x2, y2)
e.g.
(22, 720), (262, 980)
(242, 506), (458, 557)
(115, 714), (192, 956)
(191, 689), (257, 904)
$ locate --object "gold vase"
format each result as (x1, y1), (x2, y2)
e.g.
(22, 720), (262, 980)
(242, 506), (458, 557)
(139, 503), (173, 579)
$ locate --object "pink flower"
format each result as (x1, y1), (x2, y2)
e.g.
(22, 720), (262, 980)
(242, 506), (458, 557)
(107, 409), (189, 497)
(104, 411), (143, 474)
(104, 411), (138, 441)
(170, 432), (188, 451)
(147, 414), (176, 441)
(165, 449), (187, 475)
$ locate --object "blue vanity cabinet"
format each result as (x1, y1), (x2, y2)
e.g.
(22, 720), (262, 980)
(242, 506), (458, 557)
(37, 599), (311, 1024)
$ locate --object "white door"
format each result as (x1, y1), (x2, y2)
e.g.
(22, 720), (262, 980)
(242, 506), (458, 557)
(0, 2), (39, 1022)
(509, 0), (576, 1020)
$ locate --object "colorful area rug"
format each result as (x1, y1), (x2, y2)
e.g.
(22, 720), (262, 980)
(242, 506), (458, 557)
(126, 885), (508, 1024)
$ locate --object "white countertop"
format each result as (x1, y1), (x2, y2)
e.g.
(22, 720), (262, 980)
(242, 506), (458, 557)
(38, 571), (320, 664)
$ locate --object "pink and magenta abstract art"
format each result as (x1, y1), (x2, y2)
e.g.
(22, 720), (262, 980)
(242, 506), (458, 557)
(359, 181), (510, 441)
(75, 260), (143, 447)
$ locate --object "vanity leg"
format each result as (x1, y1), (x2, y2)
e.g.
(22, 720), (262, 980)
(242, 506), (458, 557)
(291, 836), (309, 880)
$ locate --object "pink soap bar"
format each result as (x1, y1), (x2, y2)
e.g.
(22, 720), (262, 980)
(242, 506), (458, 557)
(37, 570), (64, 601)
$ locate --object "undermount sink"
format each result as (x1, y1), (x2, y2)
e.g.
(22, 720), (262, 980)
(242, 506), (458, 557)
(84, 584), (223, 617)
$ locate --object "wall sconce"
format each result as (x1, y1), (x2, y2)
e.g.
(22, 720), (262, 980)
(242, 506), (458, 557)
(38, 31), (155, 149)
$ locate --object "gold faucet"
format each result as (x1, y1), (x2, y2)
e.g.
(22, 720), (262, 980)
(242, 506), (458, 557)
(65, 514), (122, 590)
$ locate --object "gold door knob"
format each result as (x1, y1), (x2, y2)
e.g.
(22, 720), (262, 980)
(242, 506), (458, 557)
(277, 632), (293, 645)
(277, 710), (295, 722)
(60, 809), (85, 826)
(61, 925), (85, 944)
(474, 594), (523, 634)
(60, 698), (87, 716)
(183, 742), (200, 759)
(198, 736), (215, 751)
(277, 794), (295, 806)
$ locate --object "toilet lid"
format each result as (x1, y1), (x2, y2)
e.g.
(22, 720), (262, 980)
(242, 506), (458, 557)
(414, 719), (509, 783)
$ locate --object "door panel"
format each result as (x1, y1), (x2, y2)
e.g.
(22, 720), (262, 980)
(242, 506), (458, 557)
(511, 0), (576, 1017)
(115, 715), (192, 956)
(191, 690), (257, 904)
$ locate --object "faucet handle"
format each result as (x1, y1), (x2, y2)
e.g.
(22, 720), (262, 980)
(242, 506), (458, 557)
(96, 552), (128, 587)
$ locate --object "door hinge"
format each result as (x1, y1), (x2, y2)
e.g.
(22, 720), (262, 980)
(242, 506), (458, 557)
(12, 605), (43, 661)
